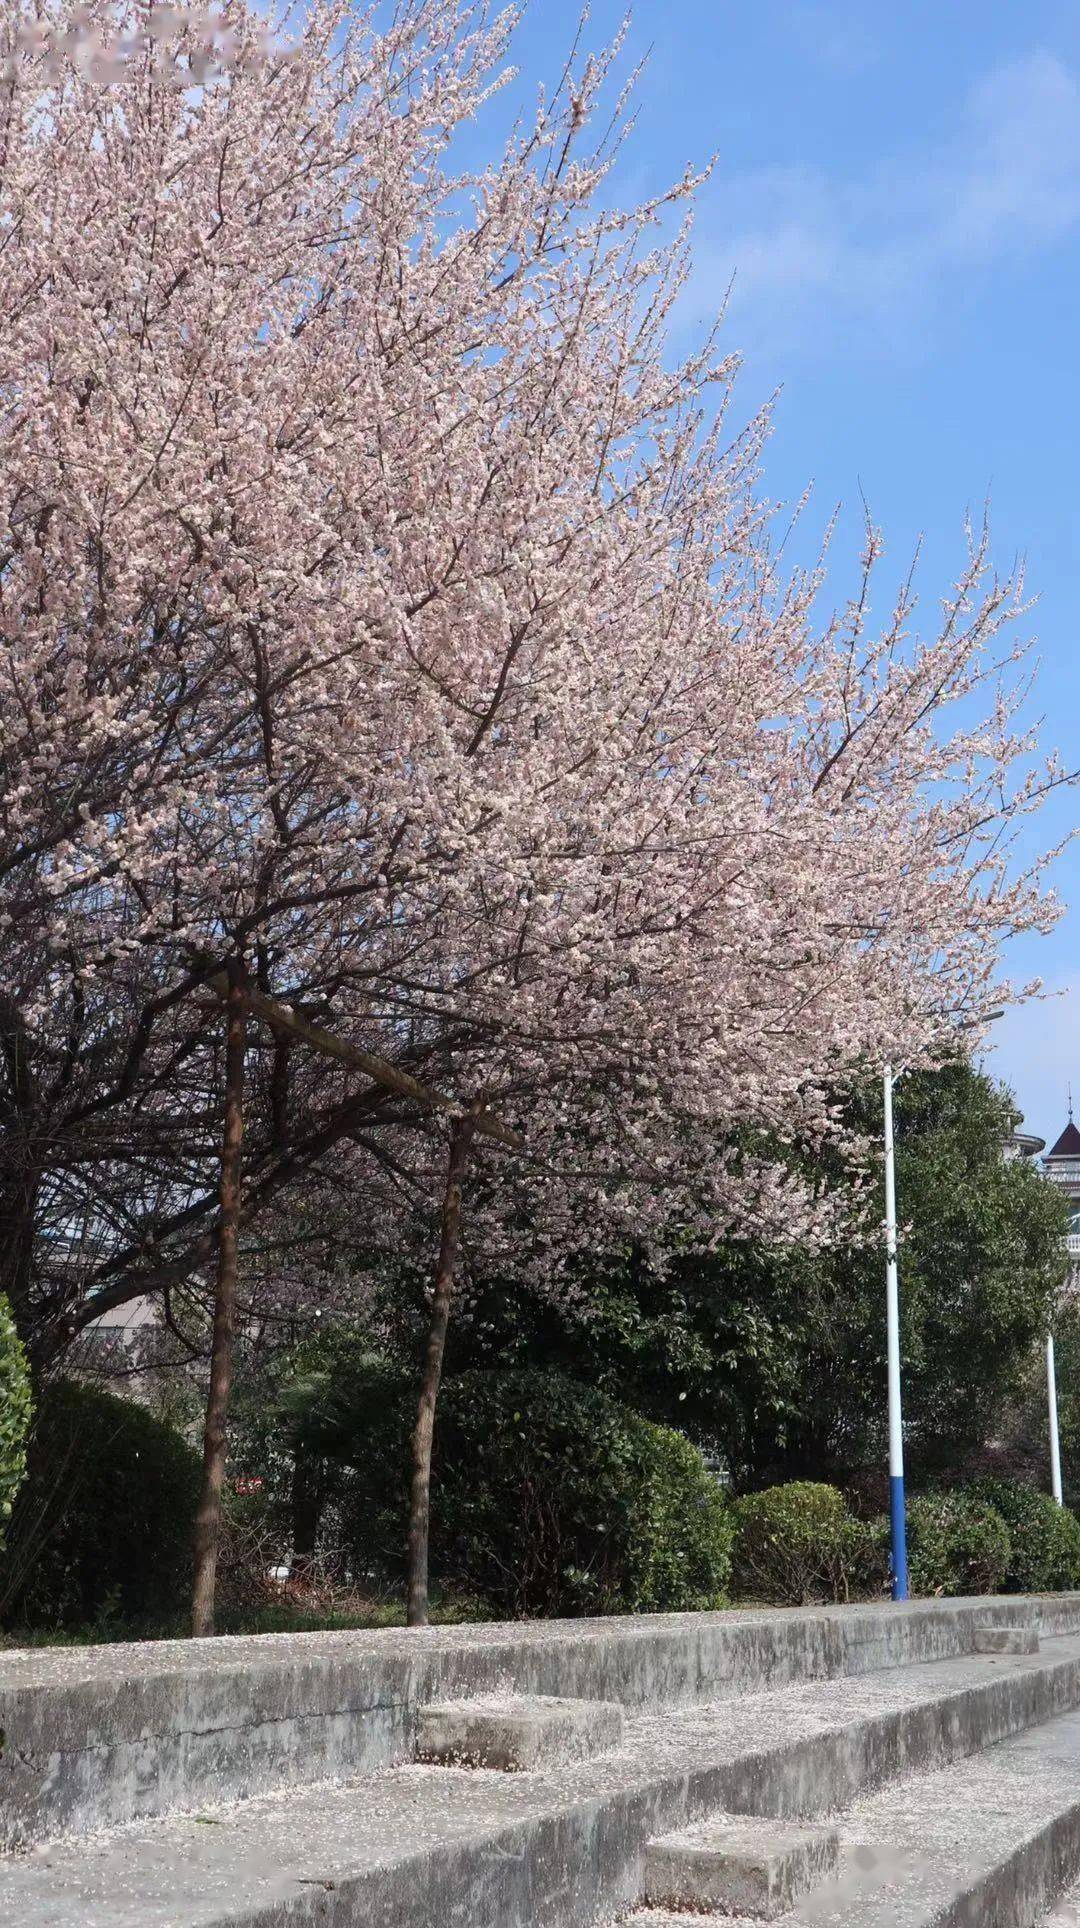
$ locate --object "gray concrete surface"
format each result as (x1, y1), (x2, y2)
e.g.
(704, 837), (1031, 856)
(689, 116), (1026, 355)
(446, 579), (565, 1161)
(975, 1624), (1041, 1655)
(3, 1594), (1078, 1849)
(6, 1632), (1080, 1927)
(733, 1698), (1080, 1923)
(621, 1706), (1080, 1926)
(416, 1695), (625, 1770)
(645, 1815), (839, 1918)
(1047, 1883), (1080, 1924)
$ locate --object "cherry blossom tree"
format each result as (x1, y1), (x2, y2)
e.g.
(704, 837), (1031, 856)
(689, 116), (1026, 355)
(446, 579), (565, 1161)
(0, 0), (1068, 1623)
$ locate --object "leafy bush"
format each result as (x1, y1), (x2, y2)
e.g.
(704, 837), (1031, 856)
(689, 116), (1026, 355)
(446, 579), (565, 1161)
(435, 1370), (733, 1617)
(335, 1366), (733, 1617)
(0, 1294), (31, 1549)
(906, 1490), (1011, 1598)
(732, 1481), (887, 1606)
(1, 1380), (201, 1630)
(607, 1417), (735, 1615)
(968, 1479), (1080, 1593)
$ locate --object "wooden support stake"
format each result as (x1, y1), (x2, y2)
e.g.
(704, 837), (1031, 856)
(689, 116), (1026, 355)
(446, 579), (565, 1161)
(191, 958), (248, 1637)
(406, 1105), (480, 1627)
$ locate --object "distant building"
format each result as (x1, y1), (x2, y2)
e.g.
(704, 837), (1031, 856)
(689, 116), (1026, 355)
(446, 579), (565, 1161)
(1004, 1126), (1046, 1164)
(1042, 1109), (1080, 1293)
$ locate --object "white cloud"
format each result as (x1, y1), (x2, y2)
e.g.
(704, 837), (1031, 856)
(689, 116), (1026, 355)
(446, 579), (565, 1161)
(687, 51), (1080, 358)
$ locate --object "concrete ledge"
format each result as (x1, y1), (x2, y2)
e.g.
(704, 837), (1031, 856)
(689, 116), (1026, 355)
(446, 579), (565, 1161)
(2, 1593), (1078, 1850)
(755, 1701), (1080, 1925)
(416, 1695), (624, 1770)
(974, 1624), (1040, 1655)
(8, 1639), (1080, 1927)
(645, 1815), (839, 1918)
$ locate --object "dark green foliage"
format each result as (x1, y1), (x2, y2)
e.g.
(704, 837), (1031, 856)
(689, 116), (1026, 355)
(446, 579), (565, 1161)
(271, 1336), (415, 1587)
(735, 1478), (1078, 1607)
(731, 1481), (887, 1606)
(216, 1328), (413, 1589)
(430, 1370), (733, 1617)
(0, 1294), (31, 1549)
(906, 1490), (1012, 1598)
(968, 1479), (1080, 1593)
(220, 1052), (1067, 1624)
(1, 1381), (201, 1630)
(871, 1070), (1065, 1479)
(282, 1354), (734, 1617)
(435, 1064), (1066, 1489)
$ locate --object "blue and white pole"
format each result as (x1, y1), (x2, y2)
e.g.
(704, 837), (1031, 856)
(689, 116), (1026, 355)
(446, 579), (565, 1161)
(883, 1063), (908, 1601)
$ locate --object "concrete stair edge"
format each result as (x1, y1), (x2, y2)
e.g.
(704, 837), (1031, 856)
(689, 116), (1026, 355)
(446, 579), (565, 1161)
(4, 1593), (1080, 1851)
(8, 1635), (1080, 1927)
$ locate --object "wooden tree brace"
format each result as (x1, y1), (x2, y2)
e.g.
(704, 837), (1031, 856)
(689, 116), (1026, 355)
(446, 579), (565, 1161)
(206, 972), (523, 1152)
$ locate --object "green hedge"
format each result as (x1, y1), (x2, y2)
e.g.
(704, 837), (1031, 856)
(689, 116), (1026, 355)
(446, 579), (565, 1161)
(621, 1420), (736, 1614)
(732, 1481), (887, 1606)
(906, 1490), (1011, 1598)
(0, 1294), (31, 1549)
(729, 1478), (1080, 1606)
(333, 1366), (733, 1617)
(1, 1381), (201, 1631)
(968, 1479), (1080, 1594)
(434, 1370), (733, 1616)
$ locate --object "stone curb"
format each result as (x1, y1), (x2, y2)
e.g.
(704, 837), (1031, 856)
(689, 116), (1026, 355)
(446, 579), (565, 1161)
(2, 1594), (1078, 1850)
(7, 1631), (1080, 1924)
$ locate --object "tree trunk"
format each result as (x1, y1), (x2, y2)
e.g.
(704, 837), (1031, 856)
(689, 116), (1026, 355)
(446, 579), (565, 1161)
(406, 1107), (479, 1627)
(191, 958), (248, 1638)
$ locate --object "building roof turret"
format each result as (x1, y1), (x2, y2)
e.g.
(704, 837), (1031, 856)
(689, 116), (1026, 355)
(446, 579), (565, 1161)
(1048, 1120), (1080, 1160)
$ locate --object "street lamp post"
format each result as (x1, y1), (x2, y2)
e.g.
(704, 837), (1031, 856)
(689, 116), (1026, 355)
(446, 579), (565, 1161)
(883, 1063), (908, 1600)
(1047, 1331), (1064, 1506)
(881, 1011), (1003, 1602)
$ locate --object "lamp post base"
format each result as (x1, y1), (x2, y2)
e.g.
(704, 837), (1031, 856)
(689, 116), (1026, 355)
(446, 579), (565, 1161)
(890, 1474), (909, 1601)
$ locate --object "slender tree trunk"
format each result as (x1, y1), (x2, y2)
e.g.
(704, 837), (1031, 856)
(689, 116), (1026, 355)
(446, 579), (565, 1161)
(191, 959), (248, 1638)
(406, 1106), (479, 1627)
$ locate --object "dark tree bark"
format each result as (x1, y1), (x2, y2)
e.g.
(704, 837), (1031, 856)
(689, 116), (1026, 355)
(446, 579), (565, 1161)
(191, 958), (248, 1637)
(406, 1106), (480, 1627)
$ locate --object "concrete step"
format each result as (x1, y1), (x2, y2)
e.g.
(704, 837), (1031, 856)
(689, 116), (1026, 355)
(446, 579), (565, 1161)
(622, 1699), (1080, 1926)
(799, 1706), (1080, 1925)
(415, 1693), (625, 1769)
(4, 1595), (1077, 1849)
(975, 1624), (1041, 1655)
(622, 1705), (1080, 1927)
(644, 1814), (839, 1917)
(8, 1633), (1080, 1927)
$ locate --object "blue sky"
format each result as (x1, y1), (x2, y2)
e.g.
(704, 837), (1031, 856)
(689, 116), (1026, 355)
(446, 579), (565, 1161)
(501, 0), (1080, 1147)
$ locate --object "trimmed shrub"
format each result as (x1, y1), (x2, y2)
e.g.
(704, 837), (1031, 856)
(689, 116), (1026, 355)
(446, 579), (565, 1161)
(906, 1490), (1011, 1598)
(1, 1380), (201, 1631)
(0, 1294), (31, 1549)
(732, 1480), (887, 1606)
(611, 1418), (735, 1615)
(434, 1370), (733, 1617)
(968, 1479), (1080, 1593)
(336, 1367), (733, 1617)
(845, 1512), (891, 1600)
